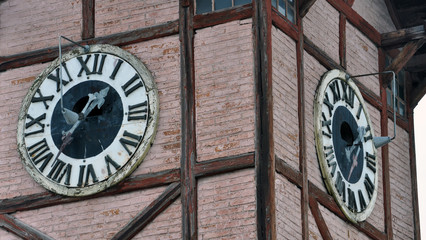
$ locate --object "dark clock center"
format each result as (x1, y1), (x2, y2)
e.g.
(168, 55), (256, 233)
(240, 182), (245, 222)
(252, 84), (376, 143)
(332, 106), (364, 184)
(51, 80), (123, 159)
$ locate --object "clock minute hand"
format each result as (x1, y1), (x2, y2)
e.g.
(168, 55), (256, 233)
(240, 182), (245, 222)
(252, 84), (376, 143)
(52, 87), (110, 166)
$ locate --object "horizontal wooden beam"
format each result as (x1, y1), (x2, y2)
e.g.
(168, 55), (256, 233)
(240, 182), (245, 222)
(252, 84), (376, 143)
(112, 182), (180, 240)
(0, 20), (179, 72)
(381, 25), (426, 48)
(193, 3), (252, 30)
(194, 152), (255, 178)
(0, 214), (54, 240)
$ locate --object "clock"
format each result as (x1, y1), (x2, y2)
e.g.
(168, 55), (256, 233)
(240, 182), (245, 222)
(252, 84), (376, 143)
(314, 69), (378, 223)
(17, 44), (159, 197)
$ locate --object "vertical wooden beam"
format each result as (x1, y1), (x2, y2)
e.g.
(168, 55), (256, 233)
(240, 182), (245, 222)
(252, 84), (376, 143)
(378, 48), (393, 240)
(339, 13), (347, 69)
(407, 94), (421, 239)
(297, 18), (309, 240)
(179, 0), (197, 239)
(253, 0), (276, 239)
(82, 0), (95, 40)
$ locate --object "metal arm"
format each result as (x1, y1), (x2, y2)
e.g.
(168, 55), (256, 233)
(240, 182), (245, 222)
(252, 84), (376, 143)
(345, 71), (396, 148)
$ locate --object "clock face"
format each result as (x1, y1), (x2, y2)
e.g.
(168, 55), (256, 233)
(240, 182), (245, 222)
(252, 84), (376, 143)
(314, 69), (378, 223)
(17, 45), (159, 196)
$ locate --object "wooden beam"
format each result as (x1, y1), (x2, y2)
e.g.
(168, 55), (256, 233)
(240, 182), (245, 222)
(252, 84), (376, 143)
(179, 1), (197, 238)
(339, 13), (347, 69)
(0, 214), (54, 240)
(193, 3), (252, 30)
(326, 0), (381, 46)
(194, 152), (255, 178)
(383, 39), (426, 86)
(0, 168), (180, 214)
(309, 197), (333, 240)
(299, 0), (317, 18)
(0, 20), (179, 72)
(253, 0), (276, 239)
(82, 0), (95, 40)
(381, 25), (425, 49)
(378, 48), (393, 240)
(297, 17), (309, 240)
(112, 182), (181, 240)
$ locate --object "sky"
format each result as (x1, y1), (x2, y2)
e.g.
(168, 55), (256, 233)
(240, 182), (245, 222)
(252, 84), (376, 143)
(414, 96), (426, 239)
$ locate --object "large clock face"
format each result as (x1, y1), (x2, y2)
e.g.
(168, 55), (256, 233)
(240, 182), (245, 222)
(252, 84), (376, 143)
(17, 45), (159, 196)
(314, 69), (378, 223)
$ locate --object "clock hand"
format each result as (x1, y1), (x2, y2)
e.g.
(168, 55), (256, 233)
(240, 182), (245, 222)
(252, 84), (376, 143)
(52, 87), (110, 165)
(347, 146), (361, 181)
(62, 108), (79, 125)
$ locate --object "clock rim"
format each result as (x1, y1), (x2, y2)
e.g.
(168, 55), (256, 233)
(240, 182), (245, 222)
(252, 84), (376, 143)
(313, 69), (379, 223)
(17, 44), (159, 197)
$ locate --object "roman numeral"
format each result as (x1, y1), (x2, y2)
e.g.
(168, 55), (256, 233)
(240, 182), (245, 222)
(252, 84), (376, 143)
(323, 92), (334, 116)
(335, 171), (346, 202)
(105, 155), (121, 176)
(47, 63), (73, 92)
(122, 73), (144, 97)
(109, 59), (124, 80)
(329, 80), (341, 103)
(365, 152), (376, 173)
(356, 104), (363, 120)
(322, 112), (332, 135)
(31, 89), (54, 109)
(128, 101), (147, 121)
(25, 113), (46, 137)
(364, 174), (375, 200)
(47, 159), (72, 185)
(27, 138), (53, 172)
(77, 54), (107, 77)
(364, 125), (373, 142)
(77, 164), (99, 187)
(348, 188), (358, 212)
(341, 81), (355, 108)
(120, 130), (142, 155)
(358, 190), (367, 211)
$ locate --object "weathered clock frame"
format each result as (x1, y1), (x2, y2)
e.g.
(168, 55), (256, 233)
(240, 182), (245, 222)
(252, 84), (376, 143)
(314, 69), (379, 223)
(17, 44), (159, 197)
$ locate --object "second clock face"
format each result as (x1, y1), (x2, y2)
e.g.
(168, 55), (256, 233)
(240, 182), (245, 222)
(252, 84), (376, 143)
(314, 69), (378, 223)
(17, 45), (159, 196)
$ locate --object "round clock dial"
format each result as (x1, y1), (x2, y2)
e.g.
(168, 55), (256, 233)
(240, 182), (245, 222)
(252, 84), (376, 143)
(314, 69), (378, 223)
(17, 45), (159, 196)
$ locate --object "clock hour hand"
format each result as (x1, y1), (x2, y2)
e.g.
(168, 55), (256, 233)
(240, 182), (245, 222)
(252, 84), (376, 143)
(62, 108), (79, 125)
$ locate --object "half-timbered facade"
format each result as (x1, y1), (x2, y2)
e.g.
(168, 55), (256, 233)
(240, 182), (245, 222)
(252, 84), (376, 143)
(0, 0), (424, 239)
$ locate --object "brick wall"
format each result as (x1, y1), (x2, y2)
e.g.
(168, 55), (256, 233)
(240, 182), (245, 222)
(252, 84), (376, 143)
(272, 26), (299, 171)
(304, 0), (340, 65)
(123, 36), (181, 175)
(303, 50), (328, 193)
(352, 0), (396, 33)
(389, 123), (415, 239)
(197, 169), (256, 239)
(194, 20), (255, 162)
(276, 174), (302, 239)
(95, 0), (179, 37)
(0, 0), (82, 56)
(346, 22), (380, 97)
